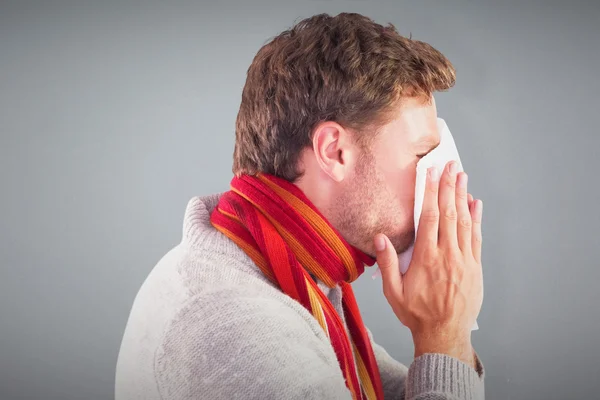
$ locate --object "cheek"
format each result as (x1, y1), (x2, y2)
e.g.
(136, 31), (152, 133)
(378, 159), (417, 203)
(371, 138), (418, 207)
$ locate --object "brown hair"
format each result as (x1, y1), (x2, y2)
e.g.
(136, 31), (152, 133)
(233, 12), (455, 182)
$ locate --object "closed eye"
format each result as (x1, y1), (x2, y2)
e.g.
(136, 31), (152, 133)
(416, 142), (440, 159)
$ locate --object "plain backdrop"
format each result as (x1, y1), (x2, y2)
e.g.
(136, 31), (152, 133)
(1, 1), (599, 399)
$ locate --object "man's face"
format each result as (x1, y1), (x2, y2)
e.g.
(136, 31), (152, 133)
(331, 95), (440, 257)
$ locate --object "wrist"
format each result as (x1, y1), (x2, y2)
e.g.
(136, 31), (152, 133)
(413, 331), (474, 369)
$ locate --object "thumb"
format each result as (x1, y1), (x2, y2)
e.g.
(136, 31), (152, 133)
(374, 233), (404, 304)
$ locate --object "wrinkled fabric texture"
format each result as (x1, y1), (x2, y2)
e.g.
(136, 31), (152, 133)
(211, 173), (384, 399)
(115, 194), (485, 399)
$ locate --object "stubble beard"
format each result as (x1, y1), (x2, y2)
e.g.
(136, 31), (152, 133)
(329, 152), (413, 257)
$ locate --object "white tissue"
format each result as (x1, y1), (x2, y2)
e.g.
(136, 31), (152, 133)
(398, 117), (464, 274)
(373, 117), (479, 331)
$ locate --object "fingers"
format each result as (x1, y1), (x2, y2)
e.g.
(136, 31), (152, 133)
(456, 172), (472, 254)
(467, 193), (474, 208)
(374, 233), (404, 304)
(417, 166), (441, 248)
(438, 161), (459, 250)
(471, 199), (483, 264)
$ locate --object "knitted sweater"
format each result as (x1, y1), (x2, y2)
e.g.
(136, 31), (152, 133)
(115, 194), (485, 399)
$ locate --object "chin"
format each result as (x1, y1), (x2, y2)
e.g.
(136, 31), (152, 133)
(354, 229), (414, 259)
(389, 229), (415, 254)
(351, 239), (380, 259)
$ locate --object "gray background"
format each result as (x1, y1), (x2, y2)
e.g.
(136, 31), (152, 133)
(1, 1), (598, 399)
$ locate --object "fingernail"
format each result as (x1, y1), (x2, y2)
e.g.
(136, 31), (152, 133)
(449, 161), (457, 175)
(374, 235), (386, 251)
(458, 173), (468, 188)
(473, 199), (481, 216)
(429, 167), (439, 182)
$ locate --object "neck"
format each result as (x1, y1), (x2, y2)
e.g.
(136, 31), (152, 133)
(294, 173), (337, 229)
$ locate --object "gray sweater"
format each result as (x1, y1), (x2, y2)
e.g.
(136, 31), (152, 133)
(115, 194), (485, 399)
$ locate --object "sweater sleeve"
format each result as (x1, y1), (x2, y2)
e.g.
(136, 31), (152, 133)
(366, 328), (486, 400)
(153, 289), (354, 400)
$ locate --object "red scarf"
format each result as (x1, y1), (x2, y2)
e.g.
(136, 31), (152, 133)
(210, 173), (384, 400)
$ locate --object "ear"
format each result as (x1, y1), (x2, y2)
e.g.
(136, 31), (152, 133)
(311, 121), (358, 182)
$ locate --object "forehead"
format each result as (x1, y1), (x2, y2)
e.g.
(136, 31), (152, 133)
(378, 96), (439, 145)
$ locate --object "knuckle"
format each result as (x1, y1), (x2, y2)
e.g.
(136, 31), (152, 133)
(445, 252), (463, 270)
(444, 207), (458, 221)
(459, 218), (472, 229)
(414, 245), (437, 268)
(423, 248), (438, 266)
(378, 259), (393, 271)
(421, 208), (440, 223)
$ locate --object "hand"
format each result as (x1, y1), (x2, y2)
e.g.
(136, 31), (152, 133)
(374, 161), (483, 366)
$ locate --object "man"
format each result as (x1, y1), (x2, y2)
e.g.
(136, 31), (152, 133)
(116, 12), (485, 400)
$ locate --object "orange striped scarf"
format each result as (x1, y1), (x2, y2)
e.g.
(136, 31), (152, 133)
(210, 173), (384, 400)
